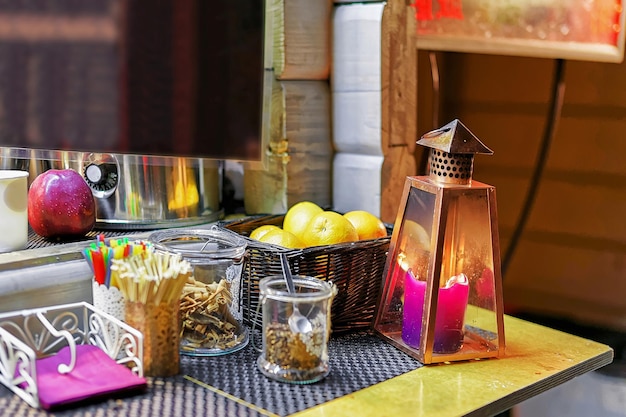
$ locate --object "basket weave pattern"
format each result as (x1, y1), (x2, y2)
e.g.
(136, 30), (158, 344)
(222, 215), (391, 334)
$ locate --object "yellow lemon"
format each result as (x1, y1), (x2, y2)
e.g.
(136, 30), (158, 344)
(302, 211), (359, 247)
(259, 228), (305, 249)
(283, 201), (323, 241)
(399, 220), (431, 281)
(249, 224), (281, 241)
(401, 220), (431, 252)
(343, 210), (387, 241)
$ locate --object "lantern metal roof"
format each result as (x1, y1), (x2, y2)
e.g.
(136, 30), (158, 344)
(417, 119), (493, 185)
(417, 119), (492, 155)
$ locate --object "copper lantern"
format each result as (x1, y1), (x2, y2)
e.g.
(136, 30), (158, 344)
(373, 119), (506, 364)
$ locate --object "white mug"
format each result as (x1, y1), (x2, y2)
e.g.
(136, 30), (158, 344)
(0, 170), (29, 253)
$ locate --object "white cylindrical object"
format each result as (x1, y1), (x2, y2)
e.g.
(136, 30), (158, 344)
(0, 170), (28, 252)
(332, 2), (384, 93)
(333, 153), (383, 217)
(333, 91), (382, 155)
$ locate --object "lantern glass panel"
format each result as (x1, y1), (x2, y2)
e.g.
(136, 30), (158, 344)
(437, 185), (501, 356)
(374, 176), (504, 363)
(375, 185), (435, 337)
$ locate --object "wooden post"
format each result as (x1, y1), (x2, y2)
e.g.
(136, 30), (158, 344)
(380, 0), (418, 223)
(243, 0), (333, 214)
(244, 80), (332, 214)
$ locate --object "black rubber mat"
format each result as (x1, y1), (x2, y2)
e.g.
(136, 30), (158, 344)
(0, 331), (421, 416)
(25, 228), (143, 250)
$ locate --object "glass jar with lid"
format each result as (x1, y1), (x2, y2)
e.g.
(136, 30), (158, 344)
(149, 225), (248, 356)
(257, 275), (336, 384)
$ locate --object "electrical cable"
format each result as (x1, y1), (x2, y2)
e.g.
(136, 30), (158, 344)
(501, 58), (567, 278)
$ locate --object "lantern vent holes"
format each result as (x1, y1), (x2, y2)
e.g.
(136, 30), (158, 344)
(429, 150), (473, 184)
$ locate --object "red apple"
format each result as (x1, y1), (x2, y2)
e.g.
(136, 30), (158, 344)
(28, 169), (96, 238)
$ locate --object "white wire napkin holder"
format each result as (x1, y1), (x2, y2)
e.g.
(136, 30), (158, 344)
(0, 301), (144, 409)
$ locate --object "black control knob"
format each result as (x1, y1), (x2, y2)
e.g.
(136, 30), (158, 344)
(84, 162), (118, 193)
(85, 163), (106, 185)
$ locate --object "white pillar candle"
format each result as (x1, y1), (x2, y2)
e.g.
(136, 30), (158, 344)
(0, 170), (29, 252)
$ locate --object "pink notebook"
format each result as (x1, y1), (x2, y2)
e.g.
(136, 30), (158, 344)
(33, 344), (147, 410)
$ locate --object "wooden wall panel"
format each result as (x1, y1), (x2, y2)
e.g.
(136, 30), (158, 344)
(505, 240), (626, 330)
(554, 118), (626, 174)
(430, 52), (626, 331)
(271, 0), (331, 80)
(564, 61), (626, 105)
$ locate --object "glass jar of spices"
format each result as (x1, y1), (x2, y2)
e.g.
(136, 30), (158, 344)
(257, 275), (336, 384)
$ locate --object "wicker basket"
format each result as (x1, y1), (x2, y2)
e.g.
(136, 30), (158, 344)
(222, 215), (391, 334)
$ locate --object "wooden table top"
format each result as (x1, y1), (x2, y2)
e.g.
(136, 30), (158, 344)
(295, 314), (613, 417)
(0, 236), (614, 416)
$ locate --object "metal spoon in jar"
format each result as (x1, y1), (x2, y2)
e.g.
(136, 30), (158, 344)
(280, 253), (313, 334)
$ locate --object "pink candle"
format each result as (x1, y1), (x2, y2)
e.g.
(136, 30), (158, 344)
(402, 270), (469, 353)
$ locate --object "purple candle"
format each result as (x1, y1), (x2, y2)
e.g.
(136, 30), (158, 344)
(402, 270), (469, 353)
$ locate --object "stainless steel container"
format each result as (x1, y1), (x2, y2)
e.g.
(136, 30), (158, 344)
(0, 147), (222, 230)
(0, 147), (29, 172)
